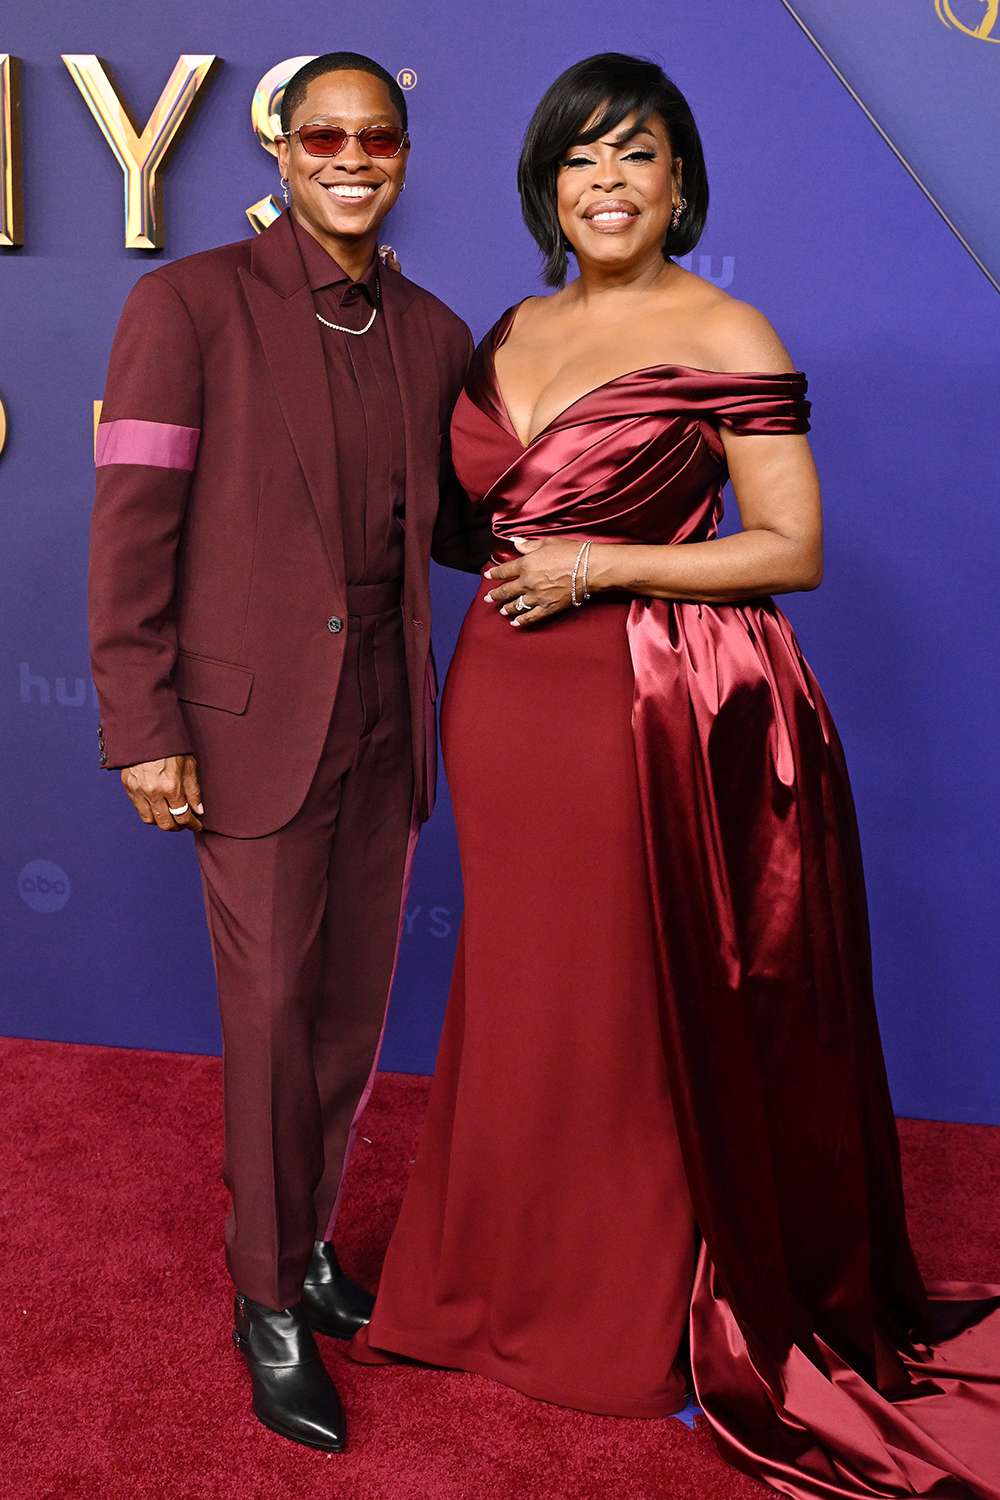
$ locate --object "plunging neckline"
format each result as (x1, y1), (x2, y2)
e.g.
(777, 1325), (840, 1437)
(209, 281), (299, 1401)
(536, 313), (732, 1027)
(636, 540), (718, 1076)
(488, 301), (804, 451)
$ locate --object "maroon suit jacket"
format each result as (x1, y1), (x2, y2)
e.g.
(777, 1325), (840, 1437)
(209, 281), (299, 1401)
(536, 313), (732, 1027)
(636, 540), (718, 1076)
(88, 212), (491, 837)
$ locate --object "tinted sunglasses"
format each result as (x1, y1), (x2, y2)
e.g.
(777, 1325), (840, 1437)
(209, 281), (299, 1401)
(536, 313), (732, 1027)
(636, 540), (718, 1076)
(285, 123), (410, 159)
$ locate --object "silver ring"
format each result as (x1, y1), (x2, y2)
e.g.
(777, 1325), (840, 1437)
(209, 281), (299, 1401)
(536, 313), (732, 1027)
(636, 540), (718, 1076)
(168, 802), (189, 817)
(515, 595), (531, 612)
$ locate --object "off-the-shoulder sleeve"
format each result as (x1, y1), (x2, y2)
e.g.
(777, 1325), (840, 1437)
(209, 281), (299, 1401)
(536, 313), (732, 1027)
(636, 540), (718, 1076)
(712, 371), (811, 434)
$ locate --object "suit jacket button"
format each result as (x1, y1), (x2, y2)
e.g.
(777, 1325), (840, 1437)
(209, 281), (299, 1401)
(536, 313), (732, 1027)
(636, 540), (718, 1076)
(327, 616), (343, 634)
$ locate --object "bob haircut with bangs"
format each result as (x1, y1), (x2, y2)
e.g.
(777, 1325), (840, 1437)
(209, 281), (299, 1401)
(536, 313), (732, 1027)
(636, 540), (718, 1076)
(518, 53), (708, 287)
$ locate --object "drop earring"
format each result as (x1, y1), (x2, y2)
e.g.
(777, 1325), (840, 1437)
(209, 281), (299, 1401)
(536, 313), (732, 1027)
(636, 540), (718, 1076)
(280, 177), (289, 207)
(670, 195), (687, 230)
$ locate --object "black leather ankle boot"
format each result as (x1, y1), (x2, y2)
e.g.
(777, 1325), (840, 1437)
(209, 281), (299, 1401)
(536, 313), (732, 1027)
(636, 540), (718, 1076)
(232, 1294), (346, 1451)
(301, 1241), (375, 1339)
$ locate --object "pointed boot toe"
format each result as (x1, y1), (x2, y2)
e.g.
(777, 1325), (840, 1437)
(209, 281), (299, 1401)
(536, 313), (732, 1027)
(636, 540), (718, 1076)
(233, 1294), (346, 1451)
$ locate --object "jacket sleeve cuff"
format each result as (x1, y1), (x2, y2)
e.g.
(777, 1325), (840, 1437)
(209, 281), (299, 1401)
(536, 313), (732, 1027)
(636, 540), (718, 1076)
(97, 701), (193, 771)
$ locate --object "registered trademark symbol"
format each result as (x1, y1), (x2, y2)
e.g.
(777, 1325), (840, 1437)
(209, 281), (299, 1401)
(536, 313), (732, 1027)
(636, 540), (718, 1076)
(396, 68), (418, 90)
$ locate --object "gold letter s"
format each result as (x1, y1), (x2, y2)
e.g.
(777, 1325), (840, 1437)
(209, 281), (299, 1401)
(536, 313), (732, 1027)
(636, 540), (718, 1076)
(246, 55), (315, 233)
(62, 54), (217, 249)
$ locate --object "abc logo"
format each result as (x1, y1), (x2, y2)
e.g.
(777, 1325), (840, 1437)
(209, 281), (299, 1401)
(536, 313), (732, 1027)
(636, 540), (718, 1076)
(19, 859), (71, 913)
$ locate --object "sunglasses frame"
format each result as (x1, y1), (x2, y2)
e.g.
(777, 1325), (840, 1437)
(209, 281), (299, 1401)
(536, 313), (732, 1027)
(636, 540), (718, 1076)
(283, 122), (411, 159)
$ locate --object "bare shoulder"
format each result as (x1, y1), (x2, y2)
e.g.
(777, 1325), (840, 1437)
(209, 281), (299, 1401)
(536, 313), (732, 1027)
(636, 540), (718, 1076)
(696, 293), (798, 374)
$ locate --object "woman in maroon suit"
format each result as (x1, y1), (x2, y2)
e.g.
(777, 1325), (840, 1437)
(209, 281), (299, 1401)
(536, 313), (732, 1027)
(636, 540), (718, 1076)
(352, 54), (1000, 1498)
(89, 52), (490, 1453)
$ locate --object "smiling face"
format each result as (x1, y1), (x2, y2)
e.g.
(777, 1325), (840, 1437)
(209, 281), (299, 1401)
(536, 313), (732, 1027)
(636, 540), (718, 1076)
(275, 69), (408, 253)
(556, 108), (681, 274)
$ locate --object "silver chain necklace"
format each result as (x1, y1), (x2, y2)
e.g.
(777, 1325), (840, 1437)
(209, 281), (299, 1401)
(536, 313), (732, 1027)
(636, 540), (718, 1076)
(315, 270), (381, 336)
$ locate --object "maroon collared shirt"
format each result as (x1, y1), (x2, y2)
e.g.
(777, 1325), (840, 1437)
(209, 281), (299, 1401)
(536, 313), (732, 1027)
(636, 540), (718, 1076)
(292, 217), (406, 586)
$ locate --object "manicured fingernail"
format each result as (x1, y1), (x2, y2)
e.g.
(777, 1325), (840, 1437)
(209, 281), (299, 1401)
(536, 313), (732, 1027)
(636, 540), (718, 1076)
(483, 593), (492, 603)
(510, 617), (521, 627)
(195, 803), (204, 815)
(483, 569), (493, 579)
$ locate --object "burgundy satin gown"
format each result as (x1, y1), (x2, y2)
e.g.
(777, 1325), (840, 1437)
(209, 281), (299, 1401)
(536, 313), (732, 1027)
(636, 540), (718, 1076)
(352, 306), (1000, 1499)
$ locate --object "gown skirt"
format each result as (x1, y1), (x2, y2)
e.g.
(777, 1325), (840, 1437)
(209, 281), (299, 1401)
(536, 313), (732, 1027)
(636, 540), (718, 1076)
(352, 308), (1000, 1499)
(354, 589), (696, 1417)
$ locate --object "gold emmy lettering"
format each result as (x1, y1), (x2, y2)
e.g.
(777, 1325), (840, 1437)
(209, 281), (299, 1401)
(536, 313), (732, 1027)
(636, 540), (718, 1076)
(934, 0), (1000, 40)
(62, 54), (217, 248)
(0, 55), (23, 247)
(246, 194), (282, 232)
(247, 55), (314, 231)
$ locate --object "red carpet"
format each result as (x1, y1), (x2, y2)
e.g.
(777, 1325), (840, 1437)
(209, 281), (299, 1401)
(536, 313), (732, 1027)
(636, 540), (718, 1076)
(5, 1037), (999, 1499)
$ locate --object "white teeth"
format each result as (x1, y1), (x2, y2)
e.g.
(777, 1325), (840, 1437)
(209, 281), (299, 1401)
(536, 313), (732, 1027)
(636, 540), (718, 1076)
(325, 184), (378, 198)
(591, 211), (632, 222)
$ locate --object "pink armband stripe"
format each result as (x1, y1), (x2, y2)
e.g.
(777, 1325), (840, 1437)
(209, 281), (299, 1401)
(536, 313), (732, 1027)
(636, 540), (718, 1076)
(95, 418), (200, 471)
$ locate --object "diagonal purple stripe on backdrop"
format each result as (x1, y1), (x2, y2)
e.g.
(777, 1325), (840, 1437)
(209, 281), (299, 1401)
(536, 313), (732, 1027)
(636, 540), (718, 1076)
(780, 0), (1000, 293)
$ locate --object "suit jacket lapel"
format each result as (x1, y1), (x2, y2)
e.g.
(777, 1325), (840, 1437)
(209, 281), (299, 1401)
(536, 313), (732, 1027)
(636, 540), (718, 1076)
(240, 214), (346, 596)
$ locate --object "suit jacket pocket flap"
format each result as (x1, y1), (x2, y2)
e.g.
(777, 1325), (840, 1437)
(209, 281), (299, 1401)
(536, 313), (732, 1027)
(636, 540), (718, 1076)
(174, 650), (254, 715)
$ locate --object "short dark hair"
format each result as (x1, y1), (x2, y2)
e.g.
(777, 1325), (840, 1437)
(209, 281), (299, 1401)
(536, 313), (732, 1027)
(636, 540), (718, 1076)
(518, 53), (708, 287)
(279, 52), (408, 134)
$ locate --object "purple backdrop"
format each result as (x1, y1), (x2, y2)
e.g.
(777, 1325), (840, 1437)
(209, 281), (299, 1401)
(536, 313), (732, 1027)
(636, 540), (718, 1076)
(2, 1), (998, 1123)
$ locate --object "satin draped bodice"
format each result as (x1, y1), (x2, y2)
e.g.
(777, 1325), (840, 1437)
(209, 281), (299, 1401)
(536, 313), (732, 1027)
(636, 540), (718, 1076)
(450, 303), (812, 550)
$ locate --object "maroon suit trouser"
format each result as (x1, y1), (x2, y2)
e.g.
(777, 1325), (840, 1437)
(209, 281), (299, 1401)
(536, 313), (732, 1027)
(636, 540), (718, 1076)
(195, 582), (414, 1309)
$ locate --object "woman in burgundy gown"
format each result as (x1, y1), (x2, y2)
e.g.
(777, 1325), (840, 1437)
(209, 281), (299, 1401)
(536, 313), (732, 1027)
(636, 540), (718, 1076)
(352, 54), (1000, 1498)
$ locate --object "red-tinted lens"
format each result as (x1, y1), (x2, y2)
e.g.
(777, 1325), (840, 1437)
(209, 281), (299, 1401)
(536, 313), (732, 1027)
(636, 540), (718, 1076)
(297, 125), (348, 156)
(358, 126), (406, 157)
